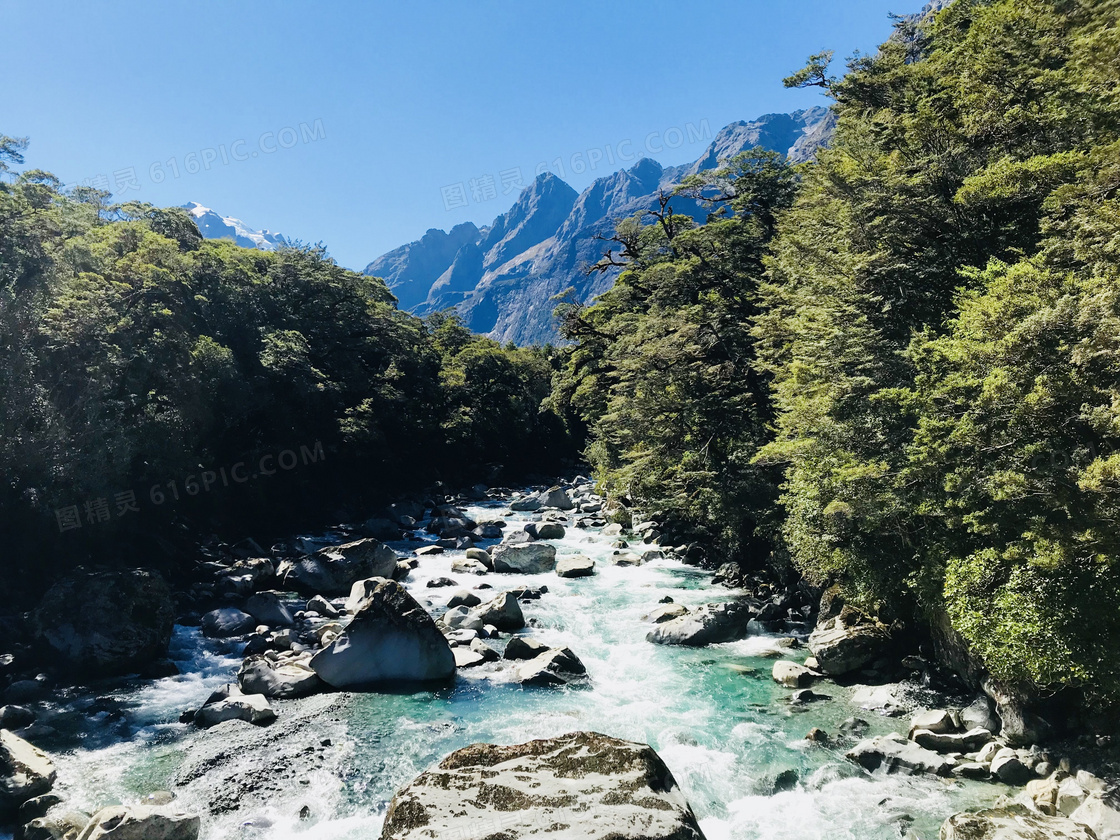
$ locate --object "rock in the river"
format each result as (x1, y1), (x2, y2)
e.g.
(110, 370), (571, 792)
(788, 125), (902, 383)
(345, 577), (395, 613)
(941, 805), (1096, 839)
(379, 731), (705, 840)
(469, 592), (525, 632)
(306, 595), (339, 618)
(1071, 793), (1120, 839)
(772, 661), (818, 688)
(446, 590), (481, 609)
(807, 612), (892, 675)
(555, 554), (595, 578)
(78, 804), (200, 840)
(846, 733), (954, 776)
(32, 568), (174, 676)
(909, 709), (955, 736)
(537, 486), (574, 510)
(513, 647), (589, 687)
(194, 692), (276, 728)
(509, 496), (541, 512)
(310, 579), (454, 688)
(279, 539), (398, 596)
(502, 636), (549, 661)
(244, 592), (294, 627)
(238, 656), (323, 699)
(911, 727), (992, 754)
(643, 603), (689, 624)
(536, 523), (566, 540)
(0, 729), (56, 817)
(491, 543), (557, 574)
(646, 602), (755, 646)
(200, 608), (256, 638)
(990, 748), (1033, 785)
(464, 547), (493, 566)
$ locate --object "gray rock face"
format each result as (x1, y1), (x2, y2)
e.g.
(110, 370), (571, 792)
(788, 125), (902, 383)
(808, 614), (892, 675)
(469, 592), (525, 632)
(238, 656), (323, 699)
(646, 602), (755, 646)
(32, 568), (174, 676)
(556, 554), (595, 578)
(201, 608), (256, 638)
(941, 805), (1096, 839)
(0, 729), (56, 817)
(77, 804), (200, 840)
(279, 539), (398, 596)
(846, 733), (954, 777)
(491, 543), (557, 574)
(310, 580), (454, 688)
(512, 647), (589, 687)
(379, 731), (706, 840)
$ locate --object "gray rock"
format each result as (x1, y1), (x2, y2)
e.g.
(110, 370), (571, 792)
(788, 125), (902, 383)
(77, 804), (200, 840)
(772, 661), (818, 688)
(0, 729), (56, 817)
(491, 543), (557, 574)
(279, 539), (398, 596)
(911, 727), (992, 754)
(378, 731), (705, 840)
(509, 497), (541, 512)
(21, 810), (90, 840)
(446, 590), (481, 609)
(941, 805), (1095, 839)
(464, 548), (493, 566)
(846, 733), (954, 776)
(238, 656), (322, 699)
(194, 693), (276, 728)
(502, 636), (550, 661)
(306, 595), (339, 618)
(808, 614), (892, 675)
(310, 579), (454, 688)
(449, 558), (488, 575)
(440, 606), (483, 632)
(643, 604), (689, 624)
(536, 523), (566, 540)
(201, 608), (256, 638)
(910, 709), (956, 736)
(991, 748), (1033, 785)
(469, 592), (525, 632)
(646, 602), (755, 646)
(555, 554), (595, 578)
(244, 592), (294, 627)
(960, 694), (1002, 735)
(513, 647), (589, 687)
(0, 705), (35, 730)
(1071, 792), (1120, 839)
(537, 486), (574, 510)
(32, 568), (174, 677)
(468, 638), (500, 663)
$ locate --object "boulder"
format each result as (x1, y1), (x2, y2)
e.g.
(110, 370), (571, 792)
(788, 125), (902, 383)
(911, 727), (992, 754)
(941, 805), (1096, 840)
(537, 486), (574, 510)
(0, 729), (56, 817)
(491, 543), (557, 574)
(243, 592), (293, 627)
(446, 590), (481, 609)
(379, 731), (704, 840)
(502, 636), (550, 661)
(455, 639), (501, 668)
(556, 555), (595, 578)
(646, 602), (755, 646)
(23, 810), (91, 840)
(305, 595), (339, 618)
(77, 804), (200, 840)
(0, 706), (36, 730)
(237, 656), (322, 699)
(960, 695), (1002, 735)
(536, 523), (566, 540)
(509, 497), (541, 512)
(990, 748), (1033, 785)
(643, 604), (689, 624)
(464, 548), (493, 566)
(200, 608), (256, 638)
(440, 606), (483, 632)
(1071, 793), (1120, 839)
(807, 613), (892, 675)
(846, 733), (954, 776)
(310, 579), (454, 689)
(772, 661), (817, 688)
(279, 539), (398, 596)
(469, 593), (525, 632)
(31, 568), (174, 676)
(909, 709), (955, 736)
(512, 647), (589, 687)
(344, 577), (394, 613)
(194, 693), (276, 728)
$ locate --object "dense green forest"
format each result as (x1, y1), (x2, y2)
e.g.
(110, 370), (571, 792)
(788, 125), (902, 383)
(553, 0), (1120, 711)
(0, 153), (574, 598)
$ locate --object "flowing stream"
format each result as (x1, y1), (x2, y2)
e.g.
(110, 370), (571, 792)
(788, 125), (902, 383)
(17, 497), (1006, 840)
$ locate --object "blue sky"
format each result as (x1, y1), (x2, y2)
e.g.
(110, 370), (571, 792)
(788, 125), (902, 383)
(2, 1), (905, 270)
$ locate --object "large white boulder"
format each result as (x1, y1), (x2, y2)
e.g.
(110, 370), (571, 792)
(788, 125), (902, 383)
(379, 731), (705, 840)
(310, 579), (454, 689)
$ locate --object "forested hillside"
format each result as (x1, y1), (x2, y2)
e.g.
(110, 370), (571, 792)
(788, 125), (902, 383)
(553, 0), (1120, 714)
(0, 156), (575, 599)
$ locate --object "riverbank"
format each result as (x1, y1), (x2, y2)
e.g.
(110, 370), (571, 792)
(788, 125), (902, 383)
(2, 481), (1117, 839)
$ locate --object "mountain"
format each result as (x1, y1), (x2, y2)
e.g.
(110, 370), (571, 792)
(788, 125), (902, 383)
(183, 202), (289, 251)
(366, 106), (835, 345)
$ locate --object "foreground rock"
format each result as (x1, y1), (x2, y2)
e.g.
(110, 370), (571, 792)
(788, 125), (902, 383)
(310, 579), (454, 688)
(512, 647), (589, 687)
(32, 568), (175, 676)
(78, 804), (200, 839)
(379, 731), (706, 840)
(941, 805), (1096, 839)
(279, 539), (398, 595)
(491, 543), (557, 574)
(646, 602), (755, 646)
(0, 729), (56, 817)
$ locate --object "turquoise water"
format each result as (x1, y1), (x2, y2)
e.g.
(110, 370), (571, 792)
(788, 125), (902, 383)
(34, 500), (1003, 839)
